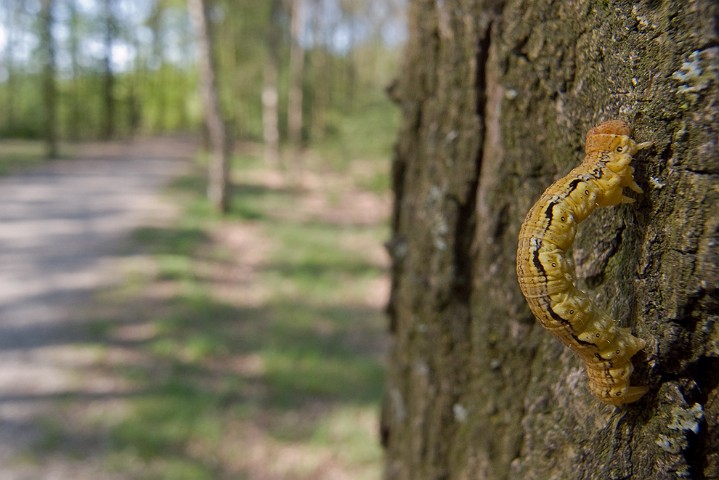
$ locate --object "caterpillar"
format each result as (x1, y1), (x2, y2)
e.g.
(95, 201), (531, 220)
(516, 120), (651, 406)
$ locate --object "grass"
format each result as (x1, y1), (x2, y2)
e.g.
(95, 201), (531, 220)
(4, 91), (398, 479)
(0, 140), (79, 175)
(31, 142), (391, 479)
(0, 140), (49, 174)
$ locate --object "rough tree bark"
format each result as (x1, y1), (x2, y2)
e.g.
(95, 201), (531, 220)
(188, 0), (230, 213)
(382, 1), (718, 479)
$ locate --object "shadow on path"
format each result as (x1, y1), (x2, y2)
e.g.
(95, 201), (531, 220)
(0, 137), (196, 475)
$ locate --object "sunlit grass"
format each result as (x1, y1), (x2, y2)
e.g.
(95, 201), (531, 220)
(14, 92), (394, 477)
(74, 145), (390, 478)
(265, 223), (385, 300)
(0, 140), (79, 175)
(312, 407), (382, 472)
(0, 141), (48, 174)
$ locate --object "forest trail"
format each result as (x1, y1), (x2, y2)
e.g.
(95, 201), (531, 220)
(0, 137), (194, 475)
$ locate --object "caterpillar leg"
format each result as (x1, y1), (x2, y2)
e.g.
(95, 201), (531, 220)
(622, 141), (652, 197)
(605, 385), (649, 406)
(622, 176), (643, 202)
(627, 167), (644, 194)
(588, 378), (649, 406)
(620, 195), (637, 204)
(622, 385), (649, 403)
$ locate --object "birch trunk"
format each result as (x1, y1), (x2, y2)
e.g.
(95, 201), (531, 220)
(188, 0), (230, 213)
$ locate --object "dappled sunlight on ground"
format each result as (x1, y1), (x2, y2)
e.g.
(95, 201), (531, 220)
(0, 137), (195, 479)
(0, 141), (391, 479)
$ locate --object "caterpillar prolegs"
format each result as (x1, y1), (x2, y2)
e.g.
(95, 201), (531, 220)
(516, 120), (651, 406)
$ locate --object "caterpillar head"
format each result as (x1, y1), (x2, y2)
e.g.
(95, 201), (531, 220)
(584, 120), (633, 155)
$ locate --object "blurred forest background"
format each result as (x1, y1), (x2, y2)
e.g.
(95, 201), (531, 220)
(0, 0), (405, 478)
(0, 0), (404, 152)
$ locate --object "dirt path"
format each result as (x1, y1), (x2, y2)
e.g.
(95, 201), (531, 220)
(0, 137), (194, 475)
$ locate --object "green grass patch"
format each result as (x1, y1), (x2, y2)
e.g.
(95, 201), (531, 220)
(264, 222), (384, 300)
(356, 169), (391, 195)
(0, 141), (47, 175)
(229, 182), (296, 221)
(0, 140), (78, 175)
(65, 144), (389, 477)
(111, 384), (224, 458)
(311, 407), (381, 468)
(134, 226), (207, 257)
(263, 344), (384, 407)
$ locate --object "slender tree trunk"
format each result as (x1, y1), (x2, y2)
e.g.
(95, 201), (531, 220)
(188, 0), (230, 213)
(308, 0), (328, 141)
(3, 3), (18, 132)
(149, 4), (168, 132)
(383, 1), (719, 479)
(67, 0), (81, 140)
(344, 13), (357, 105)
(101, 0), (116, 140)
(287, 0), (305, 156)
(39, 0), (58, 158)
(262, 0), (282, 166)
(127, 4), (143, 137)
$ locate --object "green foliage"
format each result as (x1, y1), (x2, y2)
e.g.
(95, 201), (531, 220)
(316, 95), (401, 168)
(0, 0), (404, 153)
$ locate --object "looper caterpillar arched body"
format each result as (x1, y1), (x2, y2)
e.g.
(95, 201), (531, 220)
(516, 120), (651, 406)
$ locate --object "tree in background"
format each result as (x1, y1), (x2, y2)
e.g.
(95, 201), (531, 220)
(100, 0), (117, 140)
(3, 2), (20, 134)
(39, 0), (58, 158)
(287, 0), (305, 157)
(0, 0), (406, 156)
(262, 0), (282, 166)
(146, 1), (168, 132)
(188, 0), (229, 213)
(382, 1), (717, 478)
(66, 0), (83, 140)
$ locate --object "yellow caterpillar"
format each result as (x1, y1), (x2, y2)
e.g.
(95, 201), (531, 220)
(516, 120), (651, 406)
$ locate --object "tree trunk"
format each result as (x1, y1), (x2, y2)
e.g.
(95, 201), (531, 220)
(101, 0), (116, 140)
(67, 0), (81, 141)
(188, 0), (230, 213)
(39, 0), (58, 158)
(262, 0), (282, 166)
(342, 4), (358, 106)
(3, 2), (19, 133)
(308, 0), (329, 142)
(383, 1), (718, 479)
(148, 3), (168, 133)
(288, 0), (305, 156)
